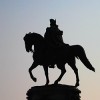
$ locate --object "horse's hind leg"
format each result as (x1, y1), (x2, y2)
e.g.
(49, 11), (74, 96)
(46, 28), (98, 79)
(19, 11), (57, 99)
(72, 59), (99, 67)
(29, 62), (38, 82)
(54, 64), (66, 85)
(68, 62), (79, 87)
(43, 66), (49, 85)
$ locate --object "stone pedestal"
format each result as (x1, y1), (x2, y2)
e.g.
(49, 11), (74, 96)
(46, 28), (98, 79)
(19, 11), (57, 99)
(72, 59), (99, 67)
(26, 84), (81, 100)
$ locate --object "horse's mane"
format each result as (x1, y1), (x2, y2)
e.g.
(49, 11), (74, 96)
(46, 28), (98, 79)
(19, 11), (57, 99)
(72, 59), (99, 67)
(24, 32), (44, 42)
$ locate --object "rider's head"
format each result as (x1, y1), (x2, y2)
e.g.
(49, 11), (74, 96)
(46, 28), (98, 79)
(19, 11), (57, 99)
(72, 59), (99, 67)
(50, 19), (58, 27)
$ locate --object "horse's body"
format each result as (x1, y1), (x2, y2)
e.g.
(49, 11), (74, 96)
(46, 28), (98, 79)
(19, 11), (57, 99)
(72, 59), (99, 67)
(24, 32), (95, 86)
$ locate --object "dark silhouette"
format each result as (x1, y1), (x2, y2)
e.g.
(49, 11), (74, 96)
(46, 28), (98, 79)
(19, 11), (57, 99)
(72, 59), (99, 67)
(26, 84), (81, 100)
(23, 31), (95, 87)
(44, 19), (64, 48)
(44, 19), (68, 68)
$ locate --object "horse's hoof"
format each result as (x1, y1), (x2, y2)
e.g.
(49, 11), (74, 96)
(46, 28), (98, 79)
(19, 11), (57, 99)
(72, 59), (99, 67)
(33, 78), (37, 82)
(45, 80), (49, 86)
(75, 83), (79, 87)
(45, 83), (49, 86)
(54, 81), (58, 85)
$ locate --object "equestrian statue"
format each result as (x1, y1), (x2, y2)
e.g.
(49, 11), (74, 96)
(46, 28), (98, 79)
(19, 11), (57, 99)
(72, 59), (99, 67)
(23, 19), (95, 87)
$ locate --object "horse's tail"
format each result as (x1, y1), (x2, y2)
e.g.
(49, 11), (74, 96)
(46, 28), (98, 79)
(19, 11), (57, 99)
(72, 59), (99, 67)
(72, 45), (95, 72)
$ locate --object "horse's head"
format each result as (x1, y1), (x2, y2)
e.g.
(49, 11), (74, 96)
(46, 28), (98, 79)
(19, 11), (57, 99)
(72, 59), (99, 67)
(24, 32), (44, 53)
(23, 32), (34, 52)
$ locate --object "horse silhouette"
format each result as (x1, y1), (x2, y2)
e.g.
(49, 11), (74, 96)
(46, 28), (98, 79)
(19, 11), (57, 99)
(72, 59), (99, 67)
(23, 32), (95, 86)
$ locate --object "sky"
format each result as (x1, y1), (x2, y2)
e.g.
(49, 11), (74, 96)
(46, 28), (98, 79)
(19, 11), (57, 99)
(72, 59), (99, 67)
(0, 0), (100, 100)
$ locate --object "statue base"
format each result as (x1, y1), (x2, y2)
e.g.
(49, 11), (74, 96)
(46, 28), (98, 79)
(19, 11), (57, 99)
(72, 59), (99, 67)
(26, 84), (81, 100)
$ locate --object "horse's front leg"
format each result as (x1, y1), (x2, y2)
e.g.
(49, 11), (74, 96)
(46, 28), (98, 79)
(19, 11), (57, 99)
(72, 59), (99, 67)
(29, 62), (38, 82)
(43, 66), (49, 85)
(54, 64), (66, 85)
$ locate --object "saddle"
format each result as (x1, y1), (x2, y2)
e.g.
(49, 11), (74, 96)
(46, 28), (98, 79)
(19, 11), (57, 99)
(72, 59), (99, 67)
(45, 43), (69, 68)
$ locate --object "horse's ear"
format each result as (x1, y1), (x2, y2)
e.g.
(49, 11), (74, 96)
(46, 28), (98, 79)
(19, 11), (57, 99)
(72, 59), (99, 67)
(29, 32), (31, 34)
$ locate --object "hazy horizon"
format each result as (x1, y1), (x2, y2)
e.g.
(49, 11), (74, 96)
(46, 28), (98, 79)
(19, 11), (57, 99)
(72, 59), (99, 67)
(0, 0), (99, 100)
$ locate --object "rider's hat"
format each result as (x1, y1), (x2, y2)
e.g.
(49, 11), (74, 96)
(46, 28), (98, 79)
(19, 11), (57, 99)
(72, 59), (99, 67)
(50, 19), (57, 26)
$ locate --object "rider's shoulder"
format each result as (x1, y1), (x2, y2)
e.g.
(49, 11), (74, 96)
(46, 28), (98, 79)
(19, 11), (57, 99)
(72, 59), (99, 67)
(46, 27), (51, 31)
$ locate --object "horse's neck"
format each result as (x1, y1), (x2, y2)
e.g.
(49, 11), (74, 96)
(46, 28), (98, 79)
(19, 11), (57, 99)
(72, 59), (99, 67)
(32, 33), (45, 53)
(34, 41), (45, 53)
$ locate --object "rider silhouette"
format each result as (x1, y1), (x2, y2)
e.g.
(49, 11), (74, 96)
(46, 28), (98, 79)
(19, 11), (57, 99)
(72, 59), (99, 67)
(44, 19), (64, 48)
(44, 19), (65, 68)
